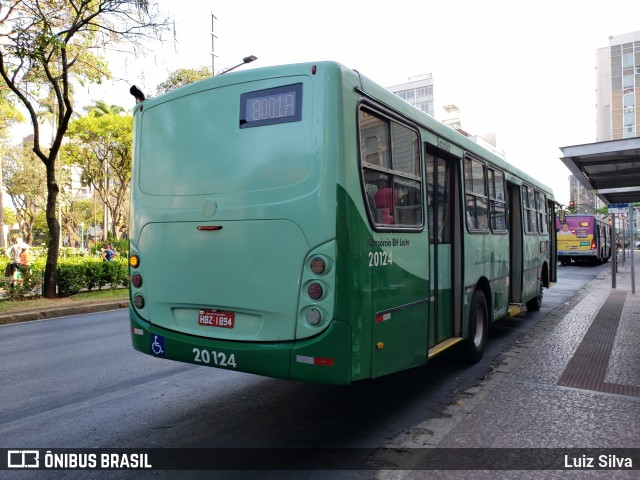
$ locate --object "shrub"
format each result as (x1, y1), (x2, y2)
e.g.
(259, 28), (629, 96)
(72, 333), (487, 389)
(56, 257), (129, 297)
(0, 270), (43, 301)
(0, 254), (129, 298)
(56, 261), (88, 296)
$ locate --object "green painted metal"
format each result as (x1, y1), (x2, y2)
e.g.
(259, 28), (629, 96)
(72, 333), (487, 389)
(129, 60), (556, 384)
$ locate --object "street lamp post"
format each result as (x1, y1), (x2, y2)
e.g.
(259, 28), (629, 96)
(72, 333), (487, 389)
(218, 55), (257, 75)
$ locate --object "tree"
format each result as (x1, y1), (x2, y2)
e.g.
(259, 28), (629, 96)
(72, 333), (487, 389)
(83, 100), (125, 117)
(63, 105), (133, 239)
(155, 66), (212, 95)
(2, 142), (48, 244)
(3, 207), (17, 227)
(0, 86), (24, 249)
(0, 86), (23, 140)
(0, 0), (168, 297)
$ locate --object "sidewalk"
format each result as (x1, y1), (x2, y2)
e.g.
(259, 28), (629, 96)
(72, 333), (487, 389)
(0, 298), (129, 325)
(377, 251), (640, 478)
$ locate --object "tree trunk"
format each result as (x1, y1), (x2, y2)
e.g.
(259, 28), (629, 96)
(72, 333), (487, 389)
(43, 163), (60, 298)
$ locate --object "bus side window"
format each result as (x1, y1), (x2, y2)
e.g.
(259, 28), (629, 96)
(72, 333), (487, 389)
(523, 185), (538, 234)
(488, 168), (507, 233)
(364, 170), (394, 225)
(359, 107), (422, 229)
(366, 192), (378, 222)
(464, 156), (489, 232)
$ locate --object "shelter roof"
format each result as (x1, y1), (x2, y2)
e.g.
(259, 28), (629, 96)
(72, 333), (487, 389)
(560, 138), (640, 204)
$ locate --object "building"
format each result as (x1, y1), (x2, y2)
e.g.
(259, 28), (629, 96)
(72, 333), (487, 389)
(387, 77), (504, 158)
(596, 31), (640, 141)
(568, 174), (606, 214)
(566, 31), (640, 213)
(387, 74), (435, 117)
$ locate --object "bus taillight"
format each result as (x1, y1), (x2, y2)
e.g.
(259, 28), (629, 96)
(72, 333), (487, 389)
(131, 273), (142, 288)
(129, 254), (140, 268)
(308, 282), (324, 300)
(310, 257), (326, 274)
(590, 239), (596, 250)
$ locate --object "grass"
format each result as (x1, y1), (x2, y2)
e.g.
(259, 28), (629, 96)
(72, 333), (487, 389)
(0, 288), (129, 314)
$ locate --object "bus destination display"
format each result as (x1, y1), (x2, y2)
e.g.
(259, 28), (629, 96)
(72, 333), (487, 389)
(240, 83), (302, 128)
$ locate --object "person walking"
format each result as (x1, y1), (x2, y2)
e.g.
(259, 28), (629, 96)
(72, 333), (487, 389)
(18, 245), (32, 281)
(6, 237), (28, 285)
(102, 244), (117, 262)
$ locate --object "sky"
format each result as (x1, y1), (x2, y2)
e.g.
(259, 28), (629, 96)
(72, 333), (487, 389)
(23, 0), (640, 205)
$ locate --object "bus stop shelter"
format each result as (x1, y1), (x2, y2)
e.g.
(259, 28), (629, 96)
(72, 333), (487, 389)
(560, 137), (640, 293)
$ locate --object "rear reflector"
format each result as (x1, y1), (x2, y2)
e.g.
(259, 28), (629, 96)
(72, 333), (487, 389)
(295, 355), (334, 366)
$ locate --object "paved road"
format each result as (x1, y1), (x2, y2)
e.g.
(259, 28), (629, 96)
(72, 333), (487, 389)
(0, 262), (610, 478)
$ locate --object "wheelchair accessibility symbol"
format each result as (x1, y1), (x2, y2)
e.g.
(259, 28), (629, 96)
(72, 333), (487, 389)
(151, 334), (165, 357)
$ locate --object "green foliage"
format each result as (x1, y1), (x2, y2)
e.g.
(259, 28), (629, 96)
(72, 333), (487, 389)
(0, 0), (169, 298)
(62, 109), (133, 239)
(108, 237), (129, 256)
(56, 257), (129, 296)
(56, 261), (88, 296)
(2, 141), (49, 243)
(3, 208), (17, 226)
(0, 255), (129, 298)
(155, 66), (212, 95)
(0, 270), (43, 301)
(0, 87), (24, 141)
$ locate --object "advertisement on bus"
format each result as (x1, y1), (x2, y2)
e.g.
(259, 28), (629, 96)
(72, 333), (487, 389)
(557, 214), (611, 265)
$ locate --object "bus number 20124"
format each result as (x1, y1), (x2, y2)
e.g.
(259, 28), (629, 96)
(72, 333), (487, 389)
(369, 251), (393, 267)
(192, 348), (237, 368)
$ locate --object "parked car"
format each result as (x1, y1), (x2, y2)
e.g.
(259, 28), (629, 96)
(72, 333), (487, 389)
(636, 241), (640, 249)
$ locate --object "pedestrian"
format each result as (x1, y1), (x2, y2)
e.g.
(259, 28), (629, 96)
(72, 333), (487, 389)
(102, 244), (117, 262)
(6, 237), (28, 285)
(18, 245), (32, 281)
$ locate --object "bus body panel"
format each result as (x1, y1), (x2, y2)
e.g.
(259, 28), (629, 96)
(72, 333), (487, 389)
(130, 307), (353, 384)
(368, 231), (430, 378)
(463, 231), (511, 321)
(136, 219), (310, 341)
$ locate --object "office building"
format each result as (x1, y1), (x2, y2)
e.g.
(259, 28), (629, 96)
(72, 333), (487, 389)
(596, 31), (640, 141)
(387, 74), (435, 117)
(568, 174), (606, 214)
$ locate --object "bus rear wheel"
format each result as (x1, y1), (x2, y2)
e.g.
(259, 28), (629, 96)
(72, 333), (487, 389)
(464, 290), (488, 363)
(526, 281), (543, 311)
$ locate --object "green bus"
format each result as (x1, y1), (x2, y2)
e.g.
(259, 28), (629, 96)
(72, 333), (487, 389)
(128, 61), (557, 384)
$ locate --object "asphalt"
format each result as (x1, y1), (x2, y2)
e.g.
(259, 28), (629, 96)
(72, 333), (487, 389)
(1, 253), (639, 477)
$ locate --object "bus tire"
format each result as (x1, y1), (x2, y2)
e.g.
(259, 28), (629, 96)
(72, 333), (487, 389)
(526, 281), (543, 311)
(464, 290), (488, 363)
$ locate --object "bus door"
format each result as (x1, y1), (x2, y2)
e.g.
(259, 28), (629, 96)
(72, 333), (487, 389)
(507, 182), (523, 303)
(426, 148), (463, 349)
(548, 198), (558, 283)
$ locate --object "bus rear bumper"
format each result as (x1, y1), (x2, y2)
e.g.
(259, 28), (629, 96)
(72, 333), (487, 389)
(558, 251), (597, 257)
(129, 307), (352, 384)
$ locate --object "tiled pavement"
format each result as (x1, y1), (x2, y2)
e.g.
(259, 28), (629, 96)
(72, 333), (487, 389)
(378, 251), (640, 479)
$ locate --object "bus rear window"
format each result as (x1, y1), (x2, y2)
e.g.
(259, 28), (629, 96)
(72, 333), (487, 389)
(240, 83), (302, 128)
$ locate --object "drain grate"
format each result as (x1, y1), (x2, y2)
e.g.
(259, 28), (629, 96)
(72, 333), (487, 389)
(558, 290), (640, 397)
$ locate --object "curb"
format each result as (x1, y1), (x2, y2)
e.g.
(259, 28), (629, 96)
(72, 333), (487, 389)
(0, 300), (130, 326)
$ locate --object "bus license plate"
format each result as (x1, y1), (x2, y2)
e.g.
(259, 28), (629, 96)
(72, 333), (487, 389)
(198, 310), (235, 329)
